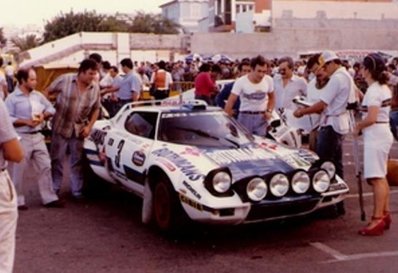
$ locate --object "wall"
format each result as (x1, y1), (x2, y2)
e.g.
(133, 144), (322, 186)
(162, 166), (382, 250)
(190, 23), (398, 58)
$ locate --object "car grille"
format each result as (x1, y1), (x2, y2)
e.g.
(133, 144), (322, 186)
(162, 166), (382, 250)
(246, 196), (320, 221)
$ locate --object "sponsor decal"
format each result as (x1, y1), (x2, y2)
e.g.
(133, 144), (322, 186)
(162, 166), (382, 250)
(90, 129), (107, 145)
(152, 148), (204, 181)
(157, 158), (176, 172)
(108, 138), (114, 146)
(205, 147), (273, 165)
(179, 193), (203, 211)
(259, 142), (277, 150)
(132, 151), (146, 166)
(181, 147), (201, 157)
(183, 181), (201, 199)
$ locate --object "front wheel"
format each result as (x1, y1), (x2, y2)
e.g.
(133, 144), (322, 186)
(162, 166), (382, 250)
(153, 177), (187, 232)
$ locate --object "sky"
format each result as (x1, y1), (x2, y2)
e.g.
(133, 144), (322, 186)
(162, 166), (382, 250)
(1, 0), (168, 28)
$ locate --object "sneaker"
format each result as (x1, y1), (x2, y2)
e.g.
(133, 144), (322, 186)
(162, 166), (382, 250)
(43, 200), (65, 208)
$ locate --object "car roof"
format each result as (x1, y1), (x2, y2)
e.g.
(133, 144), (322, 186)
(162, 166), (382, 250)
(120, 99), (223, 114)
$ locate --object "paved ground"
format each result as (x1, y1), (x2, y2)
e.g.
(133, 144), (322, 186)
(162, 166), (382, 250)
(13, 138), (398, 273)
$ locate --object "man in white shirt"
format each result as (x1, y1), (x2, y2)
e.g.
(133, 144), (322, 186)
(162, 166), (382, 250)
(294, 50), (355, 215)
(225, 55), (275, 136)
(294, 51), (354, 178)
(274, 56), (307, 112)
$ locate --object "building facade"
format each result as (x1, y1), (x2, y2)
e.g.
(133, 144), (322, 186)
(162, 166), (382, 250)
(160, 0), (209, 33)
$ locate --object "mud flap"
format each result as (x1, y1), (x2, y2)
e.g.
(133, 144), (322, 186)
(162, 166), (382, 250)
(142, 178), (153, 224)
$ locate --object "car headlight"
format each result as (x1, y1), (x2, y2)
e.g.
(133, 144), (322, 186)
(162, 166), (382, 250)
(312, 170), (331, 193)
(246, 177), (267, 201)
(213, 171), (232, 193)
(291, 171), (310, 194)
(321, 161), (336, 178)
(269, 173), (289, 197)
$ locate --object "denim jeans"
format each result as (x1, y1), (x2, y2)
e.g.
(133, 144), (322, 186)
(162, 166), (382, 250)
(390, 110), (398, 141)
(316, 126), (344, 179)
(50, 132), (84, 197)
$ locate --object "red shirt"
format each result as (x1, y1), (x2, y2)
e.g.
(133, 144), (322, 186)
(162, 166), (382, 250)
(194, 72), (216, 97)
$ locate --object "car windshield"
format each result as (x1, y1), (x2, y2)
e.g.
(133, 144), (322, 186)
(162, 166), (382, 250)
(159, 111), (254, 148)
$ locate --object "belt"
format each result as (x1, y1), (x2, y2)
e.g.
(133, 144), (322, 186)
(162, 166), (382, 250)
(240, 111), (265, 114)
(375, 121), (389, 124)
(118, 99), (132, 103)
(20, 131), (41, 134)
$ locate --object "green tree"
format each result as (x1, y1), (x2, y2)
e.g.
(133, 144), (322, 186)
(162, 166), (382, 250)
(129, 12), (181, 34)
(10, 34), (40, 52)
(0, 27), (7, 48)
(42, 10), (182, 43)
(42, 10), (129, 43)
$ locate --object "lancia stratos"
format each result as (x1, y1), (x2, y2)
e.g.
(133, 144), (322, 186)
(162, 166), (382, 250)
(83, 100), (349, 231)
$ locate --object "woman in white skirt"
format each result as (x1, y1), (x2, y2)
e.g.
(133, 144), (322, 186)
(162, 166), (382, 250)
(355, 53), (393, 236)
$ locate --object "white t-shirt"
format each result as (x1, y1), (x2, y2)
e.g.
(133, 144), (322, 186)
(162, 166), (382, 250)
(320, 67), (352, 134)
(362, 82), (392, 124)
(273, 74), (307, 111)
(231, 74), (274, 112)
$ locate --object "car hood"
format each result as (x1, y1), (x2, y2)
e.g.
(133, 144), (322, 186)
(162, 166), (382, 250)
(201, 144), (297, 181)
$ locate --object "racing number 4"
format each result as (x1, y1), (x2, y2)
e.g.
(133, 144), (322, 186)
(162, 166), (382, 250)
(114, 140), (125, 168)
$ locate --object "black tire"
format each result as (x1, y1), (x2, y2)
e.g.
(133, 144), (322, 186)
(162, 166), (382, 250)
(153, 176), (188, 232)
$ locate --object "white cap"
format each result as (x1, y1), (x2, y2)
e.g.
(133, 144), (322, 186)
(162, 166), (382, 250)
(319, 50), (339, 66)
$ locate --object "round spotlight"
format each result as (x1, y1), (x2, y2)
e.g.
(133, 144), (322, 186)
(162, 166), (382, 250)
(246, 177), (267, 201)
(291, 171), (310, 194)
(212, 172), (232, 193)
(321, 161), (336, 178)
(312, 170), (331, 193)
(269, 173), (289, 197)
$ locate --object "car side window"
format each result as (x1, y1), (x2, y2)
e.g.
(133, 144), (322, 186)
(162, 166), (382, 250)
(125, 111), (158, 139)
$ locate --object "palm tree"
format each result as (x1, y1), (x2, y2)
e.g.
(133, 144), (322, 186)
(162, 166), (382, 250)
(10, 34), (41, 52)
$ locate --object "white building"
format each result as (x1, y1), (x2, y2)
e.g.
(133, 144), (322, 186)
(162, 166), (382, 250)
(160, 0), (209, 33)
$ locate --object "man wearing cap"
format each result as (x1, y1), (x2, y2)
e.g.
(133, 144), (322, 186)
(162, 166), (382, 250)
(294, 50), (355, 204)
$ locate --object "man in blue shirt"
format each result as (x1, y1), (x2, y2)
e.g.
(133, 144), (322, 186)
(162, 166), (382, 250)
(5, 68), (63, 209)
(102, 58), (142, 115)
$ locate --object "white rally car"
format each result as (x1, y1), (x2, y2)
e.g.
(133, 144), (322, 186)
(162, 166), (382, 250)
(83, 100), (349, 231)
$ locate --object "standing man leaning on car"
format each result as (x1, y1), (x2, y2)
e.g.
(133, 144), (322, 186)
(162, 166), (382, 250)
(47, 59), (101, 199)
(5, 68), (62, 210)
(0, 98), (23, 273)
(224, 55), (275, 136)
(293, 51), (357, 215)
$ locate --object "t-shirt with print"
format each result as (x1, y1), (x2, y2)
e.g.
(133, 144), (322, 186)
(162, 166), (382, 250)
(231, 74), (274, 112)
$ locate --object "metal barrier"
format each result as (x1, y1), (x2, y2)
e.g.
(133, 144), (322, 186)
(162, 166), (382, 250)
(140, 81), (195, 100)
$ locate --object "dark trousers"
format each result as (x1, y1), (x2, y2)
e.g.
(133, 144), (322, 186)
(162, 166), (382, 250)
(316, 126), (344, 178)
(153, 89), (170, 100)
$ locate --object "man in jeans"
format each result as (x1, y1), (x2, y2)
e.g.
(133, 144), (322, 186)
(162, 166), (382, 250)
(0, 98), (23, 273)
(47, 59), (101, 199)
(294, 50), (356, 215)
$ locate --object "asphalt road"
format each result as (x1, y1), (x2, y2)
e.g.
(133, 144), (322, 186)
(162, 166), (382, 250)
(13, 137), (398, 273)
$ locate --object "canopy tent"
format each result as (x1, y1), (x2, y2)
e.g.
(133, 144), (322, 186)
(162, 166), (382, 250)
(185, 53), (203, 62)
(210, 54), (234, 63)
